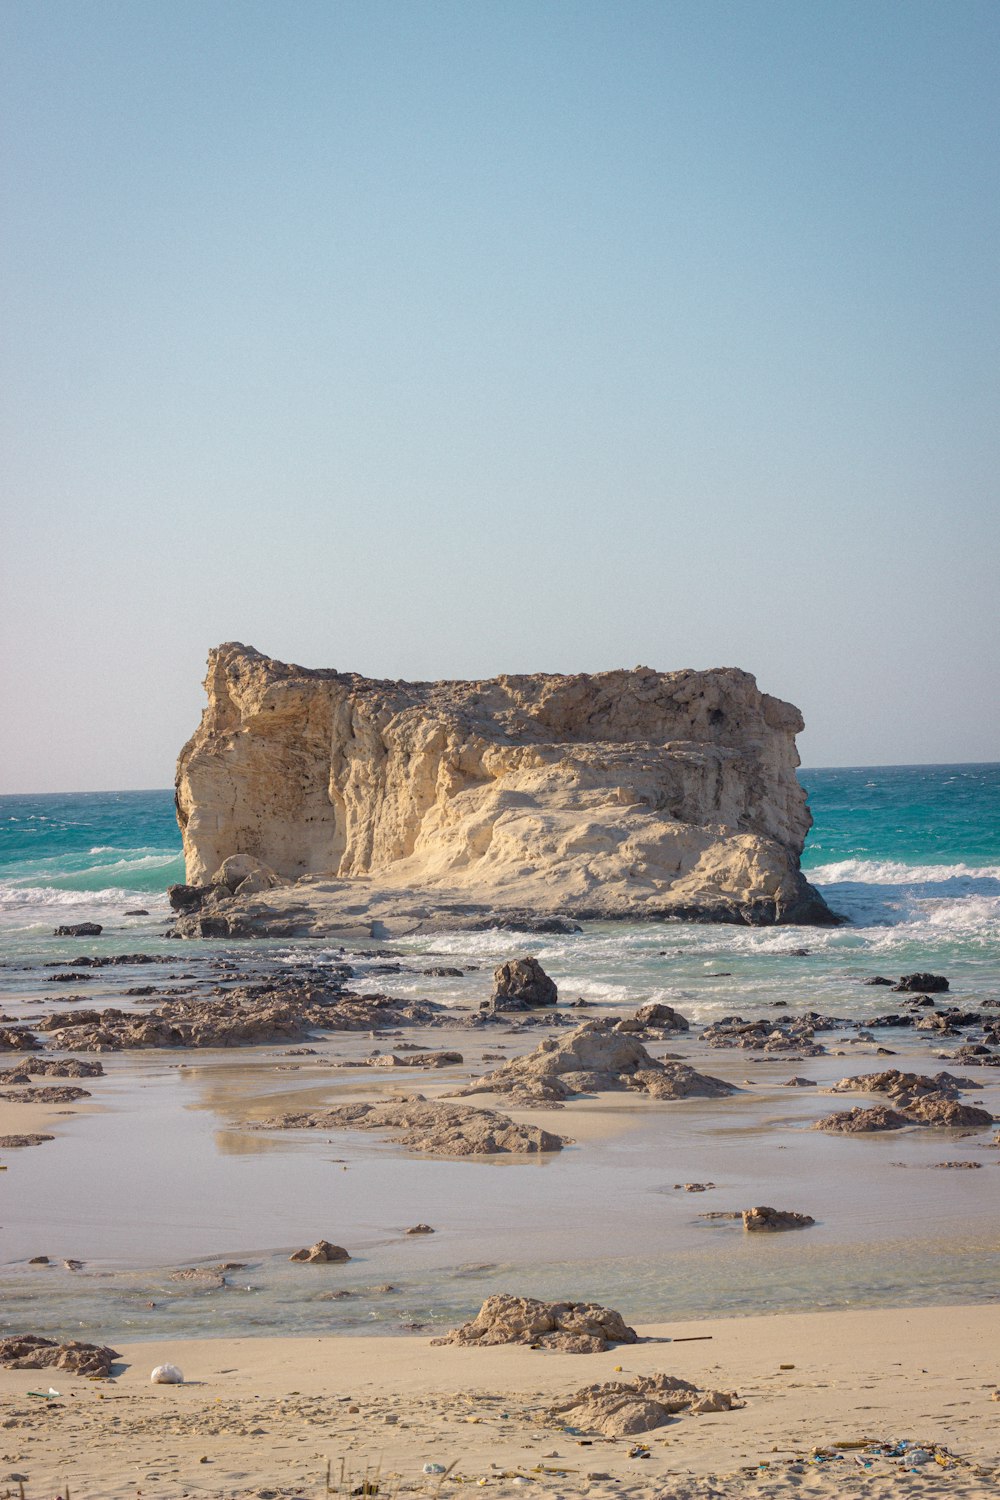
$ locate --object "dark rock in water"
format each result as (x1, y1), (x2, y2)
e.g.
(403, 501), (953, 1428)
(48, 972), (93, 982)
(0, 1334), (119, 1377)
(425, 966), (464, 977)
(894, 972), (949, 993)
(0, 1134), (55, 1147)
(167, 883), (214, 913)
(124, 909), (149, 916)
(742, 1206), (815, 1232)
(486, 957), (558, 1011)
(405, 1223), (435, 1234)
(289, 1240), (350, 1263)
(862, 976), (894, 986)
(54, 922), (103, 938)
(494, 914), (583, 934)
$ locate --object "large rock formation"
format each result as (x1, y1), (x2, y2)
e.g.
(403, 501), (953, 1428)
(173, 643), (835, 931)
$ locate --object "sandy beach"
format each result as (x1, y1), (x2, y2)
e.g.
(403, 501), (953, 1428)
(1, 1306), (997, 1499)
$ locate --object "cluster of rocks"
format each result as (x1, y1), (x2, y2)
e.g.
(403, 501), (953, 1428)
(549, 1373), (739, 1436)
(0, 1028), (41, 1052)
(816, 1068), (995, 1133)
(0, 1084), (90, 1104)
(0, 1335), (119, 1377)
(343, 1049), (463, 1070)
(0, 1058), (103, 1082)
(30, 987), (447, 1052)
(700, 1014), (834, 1055)
(699, 1206), (814, 1231)
(431, 1294), (637, 1353)
(257, 1096), (567, 1156)
(458, 1022), (735, 1107)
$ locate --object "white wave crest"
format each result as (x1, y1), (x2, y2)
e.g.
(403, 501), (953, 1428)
(809, 858), (1000, 885)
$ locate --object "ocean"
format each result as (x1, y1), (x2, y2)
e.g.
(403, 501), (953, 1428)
(2, 764), (999, 993)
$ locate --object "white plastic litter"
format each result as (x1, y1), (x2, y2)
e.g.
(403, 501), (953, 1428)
(150, 1363), (184, 1384)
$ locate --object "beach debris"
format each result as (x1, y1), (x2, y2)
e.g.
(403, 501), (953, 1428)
(150, 1362), (184, 1383)
(549, 1372), (739, 1435)
(894, 972), (949, 992)
(53, 922), (103, 937)
(432, 1294), (637, 1352)
(0, 1335), (118, 1377)
(260, 1096), (567, 1156)
(0, 1133), (55, 1147)
(741, 1206), (815, 1232)
(289, 1240), (351, 1263)
(485, 957), (558, 1012)
(675, 1182), (715, 1191)
(405, 1223), (435, 1234)
(457, 1021), (736, 1107)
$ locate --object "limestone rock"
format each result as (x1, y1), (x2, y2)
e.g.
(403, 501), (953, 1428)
(489, 957), (558, 1011)
(459, 1021), (736, 1106)
(0, 1133), (54, 1147)
(815, 1105), (916, 1133)
(174, 644), (837, 929)
(0, 1335), (118, 1377)
(550, 1374), (705, 1435)
(742, 1206), (815, 1232)
(289, 1241), (350, 1263)
(432, 1294), (637, 1352)
(260, 1096), (567, 1156)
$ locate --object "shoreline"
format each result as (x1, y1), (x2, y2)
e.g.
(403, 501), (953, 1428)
(2, 1305), (998, 1498)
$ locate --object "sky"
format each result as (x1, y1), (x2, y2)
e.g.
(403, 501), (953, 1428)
(2, 0), (998, 791)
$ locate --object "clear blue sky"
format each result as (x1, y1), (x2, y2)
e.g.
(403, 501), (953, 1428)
(2, 0), (998, 790)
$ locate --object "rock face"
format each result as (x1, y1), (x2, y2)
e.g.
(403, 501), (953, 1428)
(432, 1294), (637, 1352)
(174, 644), (836, 928)
(742, 1206), (815, 1232)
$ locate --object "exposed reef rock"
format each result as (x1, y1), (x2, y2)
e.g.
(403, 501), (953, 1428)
(457, 1021), (735, 1107)
(257, 1096), (567, 1156)
(549, 1374), (739, 1435)
(173, 643), (837, 934)
(0, 1335), (119, 1377)
(488, 957), (558, 1011)
(741, 1206), (815, 1232)
(431, 1294), (637, 1352)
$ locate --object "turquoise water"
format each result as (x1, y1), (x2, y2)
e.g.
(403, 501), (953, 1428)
(1, 765), (999, 942)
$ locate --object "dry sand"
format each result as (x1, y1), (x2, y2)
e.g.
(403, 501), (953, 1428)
(1, 1305), (997, 1500)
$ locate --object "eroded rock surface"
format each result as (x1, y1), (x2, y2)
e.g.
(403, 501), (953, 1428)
(742, 1206), (815, 1232)
(827, 1071), (994, 1128)
(488, 957), (558, 1011)
(549, 1374), (738, 1435)
(258, 1096), (566, 1156)
(173, 643), (836, 930)
(432, 1294), (637, 1352)
(459, 1022), (735, 1107)
(0, 1335), (119, 1377)
(289, 1241), (350, 1263)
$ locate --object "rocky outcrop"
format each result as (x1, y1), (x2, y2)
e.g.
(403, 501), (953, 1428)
(549, 1374), (739, 1435)
(0, 1335), (119, 1377)
(488, 957), (558, 1011)
(258, 1096), (567, 1156)
(431, 1295), (637, 1352)
(741, 1206), (815, 1232)
(173, 644), (837, 930)
(289, 1240), (350, 1263)
(457, 1021), (736, 1107)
